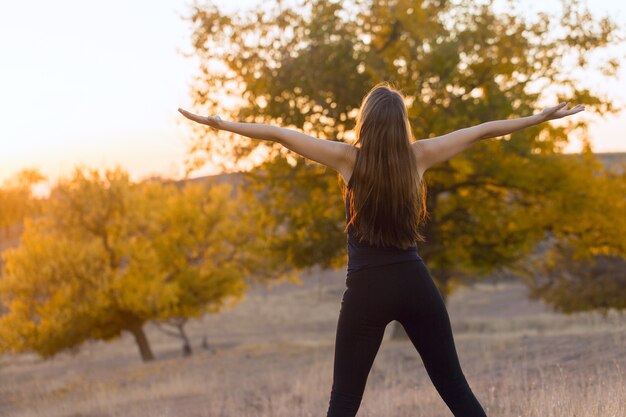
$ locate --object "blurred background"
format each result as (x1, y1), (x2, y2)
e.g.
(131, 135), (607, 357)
(1, 1), (625, 416)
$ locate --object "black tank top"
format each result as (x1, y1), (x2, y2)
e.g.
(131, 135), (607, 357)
(345, 174), (422, 274)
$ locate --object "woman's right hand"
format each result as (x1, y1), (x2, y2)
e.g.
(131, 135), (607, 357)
(178, 108), (222, 130)
(538, 102), (585, 121)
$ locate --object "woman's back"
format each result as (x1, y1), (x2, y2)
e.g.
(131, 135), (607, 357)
(345, 172), (422, 275)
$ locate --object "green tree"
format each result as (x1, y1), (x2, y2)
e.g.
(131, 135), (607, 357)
(181, 0), (625, 337)
(0, 166), (283, 361)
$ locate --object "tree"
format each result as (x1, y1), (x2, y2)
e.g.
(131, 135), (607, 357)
(522, 238), (626, 315)
(0, 166), (281, 361)
(181, 0), (625, 338)
(0, 168), (46, 238)
(144, 175), (299, 355)
(0, 168), (46, 294)
(516, 159), (626, 314)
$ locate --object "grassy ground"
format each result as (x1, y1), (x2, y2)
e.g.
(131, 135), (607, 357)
(1, 265), (624, 417)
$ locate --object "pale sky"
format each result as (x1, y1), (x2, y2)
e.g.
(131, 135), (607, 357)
(1, 0), (625, 192)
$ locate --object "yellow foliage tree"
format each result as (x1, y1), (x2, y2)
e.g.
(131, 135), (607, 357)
(516, 159), (626, 314)
(0, 168), (46, 240)
(0, 166), (278, 362)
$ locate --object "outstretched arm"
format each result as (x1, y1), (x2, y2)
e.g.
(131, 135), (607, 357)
(413, 102), (585, 177)
(177, 108), (352, 175)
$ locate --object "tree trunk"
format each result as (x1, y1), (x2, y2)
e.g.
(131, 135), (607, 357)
(177, 321), (193, 357)
(128, 322), (155, 362)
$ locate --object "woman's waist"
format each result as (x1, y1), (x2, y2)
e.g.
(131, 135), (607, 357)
(347, 238), (418, 252)
(346, 257), (424, 283)
(348, 242), (421, 262)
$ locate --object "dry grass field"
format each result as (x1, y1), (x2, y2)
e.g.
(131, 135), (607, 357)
(1, 265), (624, 417)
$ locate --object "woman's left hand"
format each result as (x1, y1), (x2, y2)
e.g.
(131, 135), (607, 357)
(178, 108), (222, 130)
(538, 102), (585, 122)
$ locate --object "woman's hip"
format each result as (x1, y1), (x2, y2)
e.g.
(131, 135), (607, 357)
(345, 259), (427, 287)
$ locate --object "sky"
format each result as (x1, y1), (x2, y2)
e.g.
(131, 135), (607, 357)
(1, 0), (625, 193)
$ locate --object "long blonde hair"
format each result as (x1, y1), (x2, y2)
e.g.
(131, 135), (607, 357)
(343, 81), (429, 248)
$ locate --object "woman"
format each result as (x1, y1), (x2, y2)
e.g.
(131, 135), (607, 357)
(178, 82), (584, 417)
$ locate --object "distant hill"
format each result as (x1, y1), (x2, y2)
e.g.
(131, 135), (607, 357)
(593, 151), (626, 173)
(177, 151), (626, 187)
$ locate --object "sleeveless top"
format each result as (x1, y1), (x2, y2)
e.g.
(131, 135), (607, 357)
(345, 174), (422, 274)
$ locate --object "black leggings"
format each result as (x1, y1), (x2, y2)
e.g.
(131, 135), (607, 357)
(326, 259), (487, 417)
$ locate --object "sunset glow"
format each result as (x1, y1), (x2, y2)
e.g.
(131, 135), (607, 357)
(1, 0), (625, 191)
